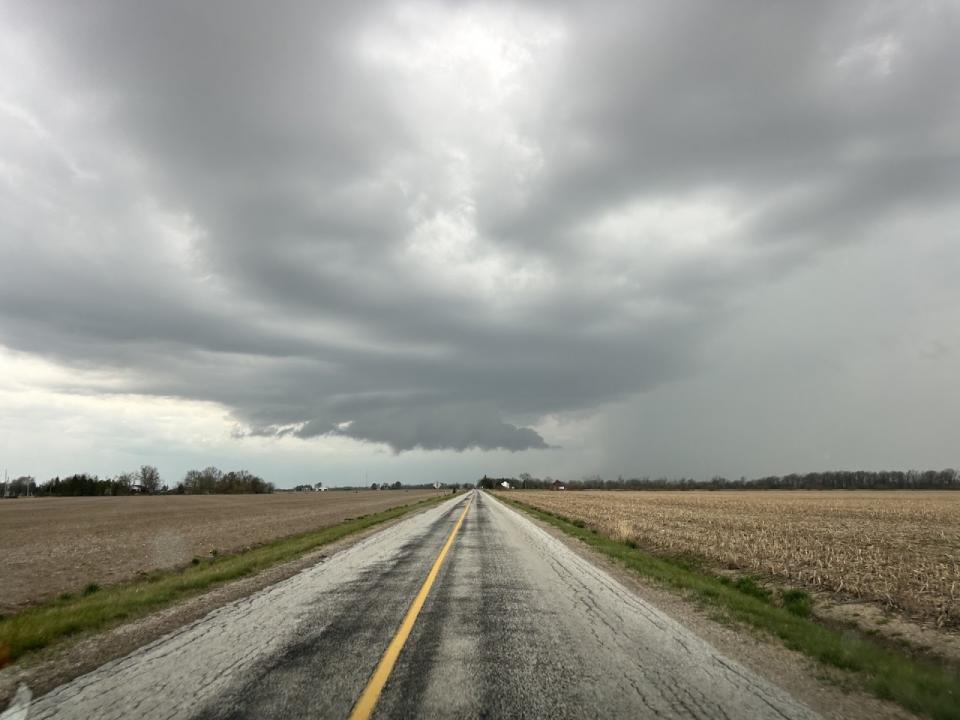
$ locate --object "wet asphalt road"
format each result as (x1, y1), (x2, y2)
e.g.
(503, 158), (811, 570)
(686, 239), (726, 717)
(16, 491), (820, 719)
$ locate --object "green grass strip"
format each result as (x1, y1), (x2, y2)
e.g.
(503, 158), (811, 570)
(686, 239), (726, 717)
(503, 496), (960, 720)
(0, 494), (453, 664)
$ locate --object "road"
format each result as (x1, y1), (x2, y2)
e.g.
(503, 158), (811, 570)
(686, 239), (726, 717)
(12, 491), (819, 719)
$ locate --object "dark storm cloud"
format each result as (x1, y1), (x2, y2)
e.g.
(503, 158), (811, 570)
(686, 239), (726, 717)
(1, 0), (958, 453)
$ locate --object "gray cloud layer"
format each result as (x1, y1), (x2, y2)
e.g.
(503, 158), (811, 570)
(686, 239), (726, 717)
(1, 1), (958, 455)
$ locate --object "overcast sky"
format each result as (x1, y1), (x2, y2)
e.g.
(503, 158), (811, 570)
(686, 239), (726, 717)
(1, 1), (958, 487)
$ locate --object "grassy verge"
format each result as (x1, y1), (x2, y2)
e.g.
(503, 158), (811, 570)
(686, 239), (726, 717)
(0, 493), (454, 665)
(502, 495), (960, 720)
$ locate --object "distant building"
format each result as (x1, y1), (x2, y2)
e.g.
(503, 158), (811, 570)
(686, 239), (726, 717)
(550, 480), (566, 491)
(500, 481), (511, 490)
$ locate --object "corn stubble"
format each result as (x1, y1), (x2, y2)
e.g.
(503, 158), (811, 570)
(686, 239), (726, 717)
(518, 490), (960, 626)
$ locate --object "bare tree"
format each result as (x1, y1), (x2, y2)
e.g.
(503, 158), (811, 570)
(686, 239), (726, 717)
(115, 472), (136, 494)
(139, 465), (162, 494)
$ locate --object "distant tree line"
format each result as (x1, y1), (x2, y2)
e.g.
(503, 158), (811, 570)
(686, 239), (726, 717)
(363, 482), (464, 491)
(1, 472), (467, 496)
(177, 467), (273, 494)
(1, 476), (38, 497)
(291, 482), (325, 492)
(369, 481), (404, 490)
(478, 476), (523, 490)
(479, 469), (960, 491)
(1, 465), (273, 497)
(281, 482), (458, 491)
(1, 466), (164, 497)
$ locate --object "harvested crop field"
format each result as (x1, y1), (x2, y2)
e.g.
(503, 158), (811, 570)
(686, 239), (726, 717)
(511, 490), (960, 626)
(0, 490), (440, 614)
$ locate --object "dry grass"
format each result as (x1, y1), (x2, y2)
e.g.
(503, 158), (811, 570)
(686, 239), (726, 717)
(0, 490), (440, 614)
(515, 490), (960, 626)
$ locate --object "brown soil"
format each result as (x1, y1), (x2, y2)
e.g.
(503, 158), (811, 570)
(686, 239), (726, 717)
(0, 490), (439, 614)
(816, 597), (960, 665)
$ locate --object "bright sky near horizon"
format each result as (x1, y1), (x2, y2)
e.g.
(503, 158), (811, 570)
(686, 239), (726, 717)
(1, 1), (958, 487)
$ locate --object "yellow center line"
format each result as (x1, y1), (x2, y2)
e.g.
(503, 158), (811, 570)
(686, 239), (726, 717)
(347, 495), (473, 720)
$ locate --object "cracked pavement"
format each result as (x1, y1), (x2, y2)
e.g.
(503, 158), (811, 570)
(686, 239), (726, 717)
(13, 491), (820, 719)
